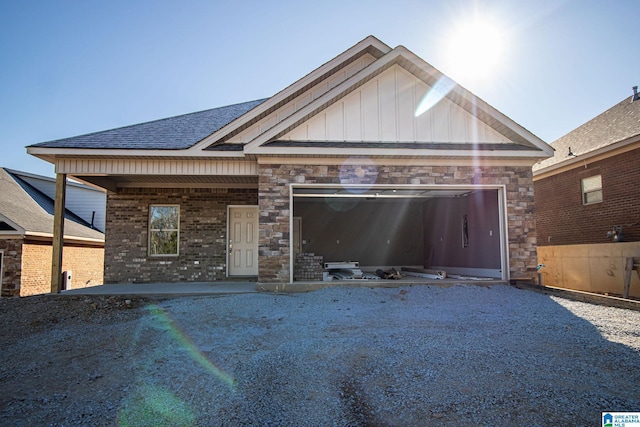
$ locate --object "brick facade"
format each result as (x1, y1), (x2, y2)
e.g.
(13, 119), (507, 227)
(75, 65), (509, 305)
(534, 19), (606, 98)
(0, 239), (103, 297)
(101, 165), (537, 284)
(104, 187), (257, 283)
(535, 147), (640, 246)
(259, 163), (537, 283)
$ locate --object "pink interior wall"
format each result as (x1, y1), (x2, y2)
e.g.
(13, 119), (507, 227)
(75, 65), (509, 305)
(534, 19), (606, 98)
(423, 190), (501, 269)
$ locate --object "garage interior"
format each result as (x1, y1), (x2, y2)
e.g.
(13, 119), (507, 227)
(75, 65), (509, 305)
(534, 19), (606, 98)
(291, 185), (506, 283)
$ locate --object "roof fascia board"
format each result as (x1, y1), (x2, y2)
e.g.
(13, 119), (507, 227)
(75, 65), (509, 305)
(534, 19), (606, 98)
(244, 45), (551, 155)
(0, 233), (25, 239)
(394, 47), (551, 154)
(450, 87), (553, 155)
(252, 146), (547, 157)
(244, 47), (409, 152)
(257, 156), (536, 167)
(533, 134), (640, 179)
(190, 36), (392, 151)
(27, 147), (246, 159)
(24, 231), (105, 244)
(0, 213), (25, 234)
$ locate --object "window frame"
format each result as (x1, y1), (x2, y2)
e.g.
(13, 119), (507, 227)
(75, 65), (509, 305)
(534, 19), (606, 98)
(148, 204), (180, 257)
(581, 175), (603, 205)
(0, 249), (3, 288)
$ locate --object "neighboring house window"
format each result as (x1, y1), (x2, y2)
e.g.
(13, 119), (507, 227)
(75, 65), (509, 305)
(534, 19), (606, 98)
(149, 205), (180, 256)
(582, 175), (603, 205)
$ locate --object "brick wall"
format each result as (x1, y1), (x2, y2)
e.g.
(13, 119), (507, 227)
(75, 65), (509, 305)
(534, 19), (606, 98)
(19, 242), (51, 295)
(0, 239), (23, 297)
(535, 148), (640, 246)
(259, 163), (537, 282)
(0, 239), (103, 297)
(104, 187), (257, 283)
(20, 243), (104, 296)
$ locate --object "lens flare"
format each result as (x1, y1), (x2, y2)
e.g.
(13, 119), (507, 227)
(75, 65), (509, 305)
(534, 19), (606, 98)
(338, 157), (378, 192)
(117, 384), (195, 427)
(146, 305), (236, 389)
(415, 76), (456, 117)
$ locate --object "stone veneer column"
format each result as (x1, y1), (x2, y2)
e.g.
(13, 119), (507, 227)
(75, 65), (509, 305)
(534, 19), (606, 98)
(257, 162), (538, 283)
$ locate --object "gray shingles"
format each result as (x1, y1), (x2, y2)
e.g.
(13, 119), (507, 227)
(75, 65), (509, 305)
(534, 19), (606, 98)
(30, 99), (266, 150)
(0, 168), (103, 240)
(534, 94), (640, 171)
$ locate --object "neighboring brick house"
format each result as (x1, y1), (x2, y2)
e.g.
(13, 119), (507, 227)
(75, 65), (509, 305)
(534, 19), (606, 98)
(27, 36), (552, 287)
(0, 168), (105, 296)
(532, 88), (640, 297)
(533, 88), (640, 245)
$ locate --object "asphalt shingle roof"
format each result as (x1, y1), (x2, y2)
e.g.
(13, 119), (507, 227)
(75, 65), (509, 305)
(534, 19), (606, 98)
(0, 168), (104, 240)
(30, 99), (266, 150)
(534, 93), (640, 171)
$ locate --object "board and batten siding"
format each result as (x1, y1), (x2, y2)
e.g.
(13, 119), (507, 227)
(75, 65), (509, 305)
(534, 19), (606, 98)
(55, 159), (259, 177)
(281, 65), (510, 144)
(226, 53), (379, 144)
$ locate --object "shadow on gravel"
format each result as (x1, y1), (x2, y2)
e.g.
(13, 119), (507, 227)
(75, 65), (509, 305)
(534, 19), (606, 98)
(1, 285), (638, 426)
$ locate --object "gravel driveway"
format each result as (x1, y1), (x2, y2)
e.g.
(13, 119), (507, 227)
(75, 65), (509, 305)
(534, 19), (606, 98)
(1, 284), (639, 426)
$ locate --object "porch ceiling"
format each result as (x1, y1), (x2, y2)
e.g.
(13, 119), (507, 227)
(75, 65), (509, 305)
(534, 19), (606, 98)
(73, 174), (258, 190)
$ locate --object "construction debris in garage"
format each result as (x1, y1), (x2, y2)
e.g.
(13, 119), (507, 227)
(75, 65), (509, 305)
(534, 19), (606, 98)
(323, 262), (380, 281)
(296, 257), (493, 282)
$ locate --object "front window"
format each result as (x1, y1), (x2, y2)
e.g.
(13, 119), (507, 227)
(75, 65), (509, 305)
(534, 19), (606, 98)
(149, 205), (179, 256)
(582, 175), (602, 205)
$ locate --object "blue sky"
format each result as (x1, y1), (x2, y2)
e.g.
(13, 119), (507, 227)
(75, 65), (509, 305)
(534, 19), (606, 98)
(1, 0), (638, 177)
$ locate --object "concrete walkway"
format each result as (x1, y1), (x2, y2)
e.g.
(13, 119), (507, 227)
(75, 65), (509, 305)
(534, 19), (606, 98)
(61, 281), (257, 296)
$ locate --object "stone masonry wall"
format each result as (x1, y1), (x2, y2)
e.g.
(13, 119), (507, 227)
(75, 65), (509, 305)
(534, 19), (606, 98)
(0, 239), (23, 297)
(104, 187), (257, 284)
(258, 162), (537, 283)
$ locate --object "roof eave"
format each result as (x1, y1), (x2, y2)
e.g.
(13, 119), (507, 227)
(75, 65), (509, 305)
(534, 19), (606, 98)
(27, 146), (247, 161)
(250, 146), (552, 158)
(0, 213), (26, 234)
(533, 133), (640, 178)
(24, 231), (105, 244)
(243, 45), (551, 155)
(191, 36), (393, 151)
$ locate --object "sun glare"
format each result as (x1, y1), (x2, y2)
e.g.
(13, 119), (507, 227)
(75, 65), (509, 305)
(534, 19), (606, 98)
(445, 17), (506, 84)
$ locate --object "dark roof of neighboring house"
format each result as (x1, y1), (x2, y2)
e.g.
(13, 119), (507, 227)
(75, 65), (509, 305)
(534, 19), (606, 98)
(0, 168), (104, 241)
(30, 99), (267, 150)
(534, 92), (640, 171)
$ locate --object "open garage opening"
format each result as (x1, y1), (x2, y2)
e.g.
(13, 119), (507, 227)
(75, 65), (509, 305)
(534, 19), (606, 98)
(291, 184), (508, 283)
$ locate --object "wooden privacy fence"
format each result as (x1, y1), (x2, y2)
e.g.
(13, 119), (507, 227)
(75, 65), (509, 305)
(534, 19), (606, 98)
(537, 242), (640, 299)
(624, 257), (640, 299)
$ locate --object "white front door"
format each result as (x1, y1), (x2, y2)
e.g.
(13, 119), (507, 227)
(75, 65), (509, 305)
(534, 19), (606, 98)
(228, 206), (259, 276)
